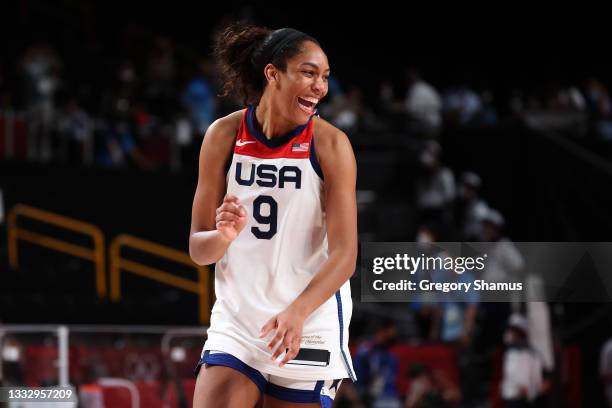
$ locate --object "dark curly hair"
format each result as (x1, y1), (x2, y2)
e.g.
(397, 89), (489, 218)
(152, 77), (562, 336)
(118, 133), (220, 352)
(213, 21), (320, 106)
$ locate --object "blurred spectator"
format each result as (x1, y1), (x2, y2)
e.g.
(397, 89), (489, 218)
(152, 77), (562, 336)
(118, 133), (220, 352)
(145, 36), (177, 120)
(316, 76), (348, 129)
(20, 43), (63, 162)
(430, 262), (479, 347)
(131, 100), (172, 170)
(98, 61), (138, 122)
(526, 301), (554, 374)
(404, 363), (460, 408)
(327, 86), (359, 133)
(411, 222), (478, 345)
(318, 75), (344, 118)
(601, 337), (612, 407)
(442, 86), (483, 128)
(415, 141), (455, 225)
(324, 85), (382, 133)
(584, 79), (611, 117)
(413, 223), (481, 405)
(583, 78), (612, 141)
(481, 209), (524, 284)
(549, 86), (586, 112)
(95, 61), (162, 171)
(94, 119), (156, 171)
(57, 96), (94, 165)
(349, 319), (402, 408)
(1, 335), (25, 385)
(181, 59), (216, 136)
(479, 208), (524, 349)
(117, 61), (138, 99)
(522, 82), (589, 134)
(455, 171), (489, 241)
(411, 223), (446, 341)
(403, 68), (442, 136)
(478, 90), (498, 127)
(509, 89), (526, 117)
(501, 314), (544, 408)
(379, 80), (395, 111)
(319, 76), (382, 133)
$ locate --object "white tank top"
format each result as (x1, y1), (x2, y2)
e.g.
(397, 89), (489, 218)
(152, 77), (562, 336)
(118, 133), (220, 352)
(203, 106), (356, 381)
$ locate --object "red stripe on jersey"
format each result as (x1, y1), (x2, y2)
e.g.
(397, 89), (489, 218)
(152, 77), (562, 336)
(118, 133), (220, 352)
(233, 106), (314, 159)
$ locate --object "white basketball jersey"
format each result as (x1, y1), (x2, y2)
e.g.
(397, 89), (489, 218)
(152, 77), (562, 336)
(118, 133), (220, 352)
(202, 106), (356, 381)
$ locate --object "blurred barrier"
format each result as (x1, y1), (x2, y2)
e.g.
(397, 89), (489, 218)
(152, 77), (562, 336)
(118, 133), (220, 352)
(7, 204), (106, 298)
(98, 378), (139, 408)
(0, 325), (70, 387)
(0, 325), (206, 388)
(109, 234), (211, 324)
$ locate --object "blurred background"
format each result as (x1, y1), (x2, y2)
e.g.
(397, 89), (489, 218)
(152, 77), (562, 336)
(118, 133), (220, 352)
(1, 2), (612, 407)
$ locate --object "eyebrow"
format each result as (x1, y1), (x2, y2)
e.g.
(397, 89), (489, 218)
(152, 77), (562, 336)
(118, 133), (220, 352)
(300, 62), (331, 73)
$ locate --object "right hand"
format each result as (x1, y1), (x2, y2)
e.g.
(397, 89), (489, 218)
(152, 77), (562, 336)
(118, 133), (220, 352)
(215, 194), (247, 242)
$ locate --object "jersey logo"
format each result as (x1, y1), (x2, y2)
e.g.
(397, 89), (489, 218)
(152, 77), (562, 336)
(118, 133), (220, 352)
(235, 162), (301, 189)
(236, 139), (256, 147)
(292, 142), (309, 152)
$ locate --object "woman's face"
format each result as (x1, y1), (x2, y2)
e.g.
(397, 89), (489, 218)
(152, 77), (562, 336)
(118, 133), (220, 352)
(269, 41), (330, 124)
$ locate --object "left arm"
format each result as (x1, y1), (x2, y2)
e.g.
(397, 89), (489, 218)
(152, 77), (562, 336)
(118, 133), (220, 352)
(260, 128), (358, 366)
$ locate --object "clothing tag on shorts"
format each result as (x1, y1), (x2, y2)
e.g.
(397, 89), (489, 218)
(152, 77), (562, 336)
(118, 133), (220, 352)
(286, 348), (330, 367)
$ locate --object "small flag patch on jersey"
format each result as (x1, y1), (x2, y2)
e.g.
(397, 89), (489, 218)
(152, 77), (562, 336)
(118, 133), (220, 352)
(292, 142), (309, 152)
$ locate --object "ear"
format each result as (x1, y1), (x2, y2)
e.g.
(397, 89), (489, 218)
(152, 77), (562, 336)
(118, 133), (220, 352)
(263, 63), (278, 84)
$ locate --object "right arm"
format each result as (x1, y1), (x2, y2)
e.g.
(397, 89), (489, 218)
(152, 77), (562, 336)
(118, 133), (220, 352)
(188, 112), (246, 266)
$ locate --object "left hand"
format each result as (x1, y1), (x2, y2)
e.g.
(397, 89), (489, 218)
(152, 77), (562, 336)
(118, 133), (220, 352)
(259, 305), (307, 367)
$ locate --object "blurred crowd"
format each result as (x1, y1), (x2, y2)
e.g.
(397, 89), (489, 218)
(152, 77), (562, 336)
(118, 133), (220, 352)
(339, 151), (560, 407)
(1, 33), (612, 172)
(0, 34), (225, 171)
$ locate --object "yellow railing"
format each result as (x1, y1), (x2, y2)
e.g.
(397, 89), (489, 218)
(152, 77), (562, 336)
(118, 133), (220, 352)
(7, 204), (107, 297)
(109, 234), (211, 324)
(6, 205), (211, 323)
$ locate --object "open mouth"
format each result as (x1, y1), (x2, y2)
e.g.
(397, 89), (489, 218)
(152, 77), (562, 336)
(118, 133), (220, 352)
(297, 97), (317, 114)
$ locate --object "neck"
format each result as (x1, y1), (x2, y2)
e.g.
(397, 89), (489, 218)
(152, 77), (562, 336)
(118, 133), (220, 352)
(255, 94), (297, 139)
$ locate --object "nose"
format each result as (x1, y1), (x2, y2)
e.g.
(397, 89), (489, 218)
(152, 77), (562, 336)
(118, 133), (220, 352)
(311, 76), (326, 96)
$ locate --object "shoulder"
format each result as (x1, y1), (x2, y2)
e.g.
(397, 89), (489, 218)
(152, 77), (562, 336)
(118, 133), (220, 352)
(312, 116), (353, 156)
(197, 109), (245, 171)
(313, 116), (348, 145)
(203, 109), (244, 147)
(312, 116), (356, 182)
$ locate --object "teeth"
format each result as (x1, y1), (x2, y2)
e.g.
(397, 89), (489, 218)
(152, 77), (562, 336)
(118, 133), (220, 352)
(300, 97), (319, 105)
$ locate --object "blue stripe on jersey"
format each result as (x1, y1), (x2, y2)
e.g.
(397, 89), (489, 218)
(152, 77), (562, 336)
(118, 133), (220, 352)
(320, 395), (334, 408)
(335, 290), (357, 382)
(247, 105), (312, 148)
(314, 380), (324, 395)
(309, 135), (324, 180)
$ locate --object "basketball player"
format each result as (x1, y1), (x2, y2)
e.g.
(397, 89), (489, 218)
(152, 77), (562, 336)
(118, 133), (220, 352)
(188, 23), (357, 407)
